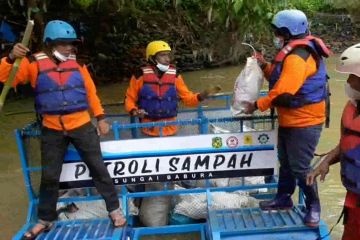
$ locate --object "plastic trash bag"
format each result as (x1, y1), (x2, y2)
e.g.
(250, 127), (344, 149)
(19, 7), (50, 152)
(231, 57), (264, 115)
(173, 185), (258, 220)
(139, 183), (174, 226)
(209, 123), (254, 134)
(57, 189), (138, 220)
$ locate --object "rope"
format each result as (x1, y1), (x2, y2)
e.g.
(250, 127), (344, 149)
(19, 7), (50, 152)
(316, 207), (344, 240)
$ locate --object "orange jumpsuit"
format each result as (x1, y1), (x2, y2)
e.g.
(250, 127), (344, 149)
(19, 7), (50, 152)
(0, 54), (104, 131)
(257, 52), (325, 127)
(125, 67), (200, 136)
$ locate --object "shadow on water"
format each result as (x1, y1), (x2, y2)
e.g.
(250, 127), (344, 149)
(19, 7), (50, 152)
(0, 57), (347, 240)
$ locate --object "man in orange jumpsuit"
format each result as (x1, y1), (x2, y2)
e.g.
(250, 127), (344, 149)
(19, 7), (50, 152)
(0, 20), (125, 239)
(307, 43), (360, 240)
(125, 40), (213, 137)
(244, 9), (331, 227)
(124, 40), (216, 226)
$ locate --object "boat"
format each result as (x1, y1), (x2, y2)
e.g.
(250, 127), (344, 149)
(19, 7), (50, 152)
(13, 93), (330, 240)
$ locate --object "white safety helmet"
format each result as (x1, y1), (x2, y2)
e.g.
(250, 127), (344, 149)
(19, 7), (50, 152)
(336, 43), (360, 77)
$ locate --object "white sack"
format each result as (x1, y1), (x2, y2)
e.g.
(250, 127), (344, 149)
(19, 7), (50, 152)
(139, 183), (173, 226)
(231, 57), (264, 115)
(173, 185), (258, 220)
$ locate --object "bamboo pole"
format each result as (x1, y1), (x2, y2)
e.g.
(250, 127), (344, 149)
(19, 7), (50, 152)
(0, 20), (34, 113)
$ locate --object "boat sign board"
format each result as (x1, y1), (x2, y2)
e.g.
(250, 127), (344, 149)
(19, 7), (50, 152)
(59, 131), (277, 188)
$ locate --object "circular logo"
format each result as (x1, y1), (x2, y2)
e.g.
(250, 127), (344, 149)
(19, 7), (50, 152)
(226, 136), (239, 148)
(212, 137), (223, 148)
(258, 133), (270, 144)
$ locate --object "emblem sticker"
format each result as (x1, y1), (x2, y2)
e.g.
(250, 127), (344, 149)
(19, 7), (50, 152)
(226, 136), (239, 148)
(212, 137), (223, 149)
(258, 133), (270, 144)
(243, 134), (253, 145)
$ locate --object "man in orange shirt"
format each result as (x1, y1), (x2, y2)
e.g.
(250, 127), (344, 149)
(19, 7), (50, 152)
(244, 10), (330, 227)
(0, 20), (125, 238)
(307, 43), (360, 240)
(124, 40), (216, 226)
(125, 40), (213, 137)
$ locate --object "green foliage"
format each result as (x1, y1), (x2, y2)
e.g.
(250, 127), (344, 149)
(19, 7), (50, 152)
(326, 0), (360, 9)
(326, 0), (360, 23)
(288, 0), (335, 14)
(67, 0), (336, 36)
(71, 0), (96, 9)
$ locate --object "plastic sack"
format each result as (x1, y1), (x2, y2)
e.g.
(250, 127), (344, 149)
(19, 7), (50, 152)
(209, 123), (254, 134)
(57, 189), (138, 220)
(139, 182), (173, 226)
(173, 185), (258, 220)
(231, 57), (264, 115)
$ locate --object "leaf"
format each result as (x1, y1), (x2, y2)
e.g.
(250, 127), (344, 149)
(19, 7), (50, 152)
(207, 5), (213, 23)
(233, 0), (243, 14)
(173, 0), (181, 9)
(266, 12), (273, 20)
(225, 15), (230, 29)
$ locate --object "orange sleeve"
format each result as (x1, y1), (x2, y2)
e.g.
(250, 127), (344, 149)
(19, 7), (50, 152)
(175, 74), (200, 107)
(79, 65), (104, 117)
(125, 75), (143, 113)
(257, 54), (317, 112)
(0, 57), (38, 87)
(0, 57), (13, 83)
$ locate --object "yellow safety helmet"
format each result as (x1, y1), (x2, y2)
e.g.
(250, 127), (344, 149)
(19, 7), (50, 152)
(145, 41), (171, 61)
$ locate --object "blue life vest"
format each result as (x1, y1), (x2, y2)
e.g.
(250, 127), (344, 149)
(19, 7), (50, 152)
(269, 36), (329, 108)
(340, 102), (360, 195)
(138, 66), (178, 119)
(34, 53), (89, 115)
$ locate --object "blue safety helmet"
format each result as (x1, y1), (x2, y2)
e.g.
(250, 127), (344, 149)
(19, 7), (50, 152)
(43, 20), (79, 43)
(272, 10), (308, 37)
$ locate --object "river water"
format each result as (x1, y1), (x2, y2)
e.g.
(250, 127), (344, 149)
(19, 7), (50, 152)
(0, 56), (346, 239)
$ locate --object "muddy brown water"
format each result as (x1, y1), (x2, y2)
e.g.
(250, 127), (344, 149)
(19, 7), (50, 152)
(0, 56), (346, 239)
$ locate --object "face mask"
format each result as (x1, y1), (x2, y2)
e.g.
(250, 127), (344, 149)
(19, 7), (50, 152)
(52, 50), (68, 62)
(156, 63), (170, 72)
(345, 82), (360, 106)
(273, 37), (284, 49)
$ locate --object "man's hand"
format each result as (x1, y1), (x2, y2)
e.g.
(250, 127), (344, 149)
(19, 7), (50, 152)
(306, 160), (330, 186)
(242, 101), (257, 114)
(97, 119), (110, 136)
(130, 109), (147, 118)
(10, 43), (30, 60)
(252, 51), (267, 68)
(307, 146), (340, 185)
(199, 85), (222, 100)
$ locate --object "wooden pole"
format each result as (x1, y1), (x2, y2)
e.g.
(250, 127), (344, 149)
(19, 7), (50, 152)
(0, 20), (34, 112)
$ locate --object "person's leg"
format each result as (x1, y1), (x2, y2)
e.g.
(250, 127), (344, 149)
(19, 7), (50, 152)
(24, 128), (68, 239)
(38, 128), (69, 221)
(286, 124), (322, 227)
(276, 127), (297, 196)
(69, 123), (124, 226)
(259, 127), (296, 210)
